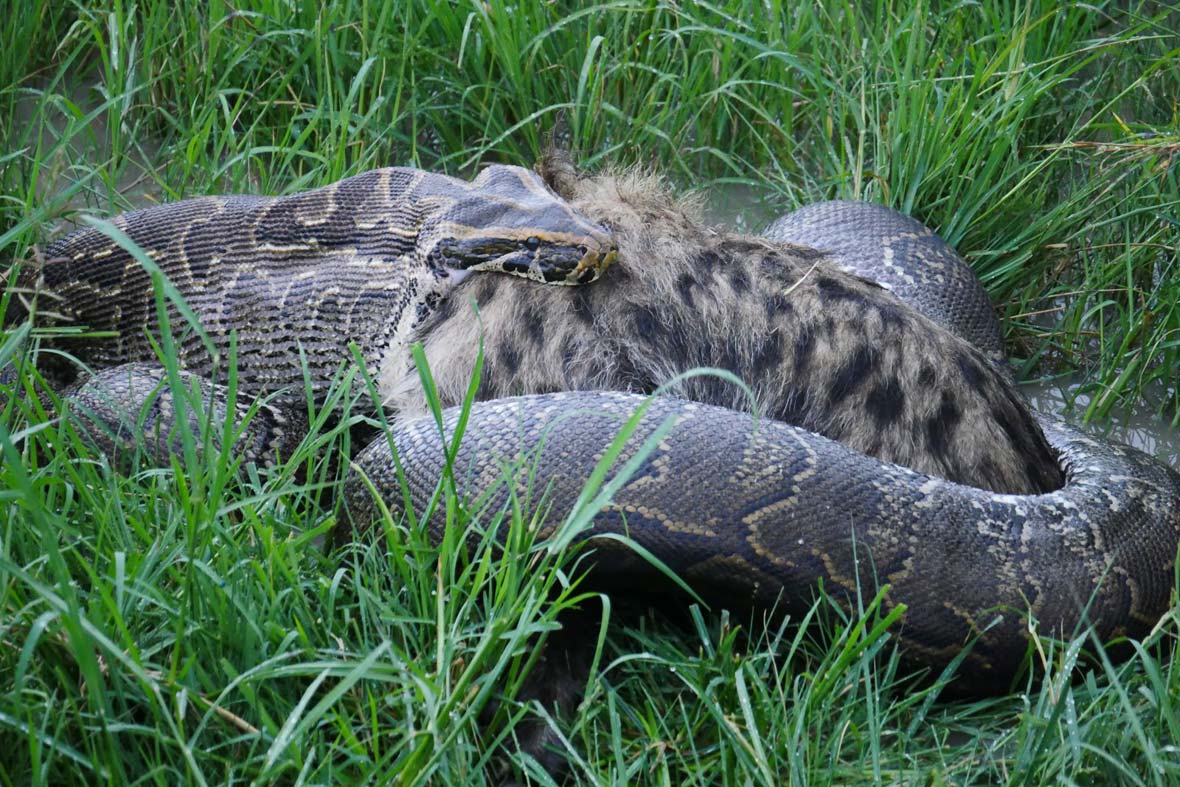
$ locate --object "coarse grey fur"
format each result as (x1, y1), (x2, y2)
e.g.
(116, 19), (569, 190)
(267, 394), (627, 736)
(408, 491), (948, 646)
(10, 161), (1180, 785)
(390, 168), (1063, 494)
(763, 200), (1007, 367)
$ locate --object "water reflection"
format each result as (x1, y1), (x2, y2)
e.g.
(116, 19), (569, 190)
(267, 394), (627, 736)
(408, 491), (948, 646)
(1022, 378), (1180, 469)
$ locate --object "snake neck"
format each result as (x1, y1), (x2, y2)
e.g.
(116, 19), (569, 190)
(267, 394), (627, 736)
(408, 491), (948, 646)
(21, 165), (616, 400)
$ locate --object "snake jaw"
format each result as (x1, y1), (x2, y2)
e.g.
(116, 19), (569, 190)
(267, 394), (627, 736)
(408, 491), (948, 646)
(427, 234), (618, 285)
(413, 163), (618, 286)
(570, 246), (618, 284)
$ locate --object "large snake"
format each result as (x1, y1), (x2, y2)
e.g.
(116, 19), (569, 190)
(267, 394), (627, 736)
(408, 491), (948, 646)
(8, 164), (1180, 684)
(344, 170), (1180, 680)
(11, 164), (616, 456)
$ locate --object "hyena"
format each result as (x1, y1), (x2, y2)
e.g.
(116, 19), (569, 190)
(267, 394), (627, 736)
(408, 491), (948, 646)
(389, 165), (1062, 495)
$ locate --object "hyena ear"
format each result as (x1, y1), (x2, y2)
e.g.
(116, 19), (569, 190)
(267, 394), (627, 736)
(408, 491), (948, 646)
(536, 115), (579, 200)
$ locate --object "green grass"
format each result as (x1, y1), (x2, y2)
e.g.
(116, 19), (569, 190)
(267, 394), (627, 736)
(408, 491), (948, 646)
(3, 0), (1178, 413)
(2, 0), (1180, 784)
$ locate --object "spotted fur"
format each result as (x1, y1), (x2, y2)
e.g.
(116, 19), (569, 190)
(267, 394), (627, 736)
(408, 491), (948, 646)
(391, 170), (1063, 494)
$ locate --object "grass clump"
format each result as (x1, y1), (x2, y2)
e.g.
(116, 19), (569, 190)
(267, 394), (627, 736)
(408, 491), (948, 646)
(4, 350), (1178, 783)
(2, 0), (1180, 784)
(3, 0), (1177, 409)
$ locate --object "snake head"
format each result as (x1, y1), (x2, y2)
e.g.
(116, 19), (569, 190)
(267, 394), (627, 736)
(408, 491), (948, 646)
(420, 165), (618, 285)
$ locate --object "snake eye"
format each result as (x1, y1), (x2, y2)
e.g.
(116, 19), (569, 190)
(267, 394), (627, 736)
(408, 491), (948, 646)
(524, 236), (541, 250)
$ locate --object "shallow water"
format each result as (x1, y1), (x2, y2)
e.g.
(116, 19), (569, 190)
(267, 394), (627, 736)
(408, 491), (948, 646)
(1021, 378), (1180, 469)
(705, 182), (784, 235)
(15, 76), (166, 232)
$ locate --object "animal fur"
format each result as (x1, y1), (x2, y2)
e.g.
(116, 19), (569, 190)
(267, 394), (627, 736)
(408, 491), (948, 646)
(389, 167), (1063, 495)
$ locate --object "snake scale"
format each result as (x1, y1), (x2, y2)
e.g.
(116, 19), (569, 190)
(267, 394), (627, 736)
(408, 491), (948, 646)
(9, 162), (1180, 685)
(14, 164), (616, 457)
(351, 165), (1180, 679)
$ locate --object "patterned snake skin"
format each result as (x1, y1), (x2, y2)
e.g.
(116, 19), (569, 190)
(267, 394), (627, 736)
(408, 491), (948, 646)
(345, 200), (1180, 677)
(15, 165), (616, 455)
(11, 166), (1180, 678)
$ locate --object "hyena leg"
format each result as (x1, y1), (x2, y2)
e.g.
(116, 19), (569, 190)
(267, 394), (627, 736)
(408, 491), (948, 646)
(64, 361), (298, 467)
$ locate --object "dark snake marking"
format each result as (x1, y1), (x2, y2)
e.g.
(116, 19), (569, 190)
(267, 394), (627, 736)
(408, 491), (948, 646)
(361, 168), (1180, 678)
(8, 161), (1177, 690)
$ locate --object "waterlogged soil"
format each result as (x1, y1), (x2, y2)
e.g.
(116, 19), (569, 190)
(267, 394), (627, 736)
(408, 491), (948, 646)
(15, 77), (167, 239)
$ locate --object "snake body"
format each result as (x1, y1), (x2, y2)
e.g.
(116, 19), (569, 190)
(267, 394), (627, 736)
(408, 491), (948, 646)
(349, 168), (1180, 677)
(10, 164), (1180, 681)
(18, 165), (616, 454)
(347, 390), (1180, 676)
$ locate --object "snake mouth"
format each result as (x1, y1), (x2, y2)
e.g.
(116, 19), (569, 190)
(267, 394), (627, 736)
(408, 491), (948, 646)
(432, 236), (618, 285)
(573, 248), (618, 284)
